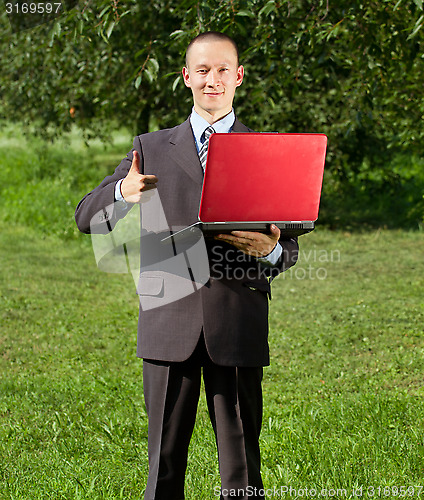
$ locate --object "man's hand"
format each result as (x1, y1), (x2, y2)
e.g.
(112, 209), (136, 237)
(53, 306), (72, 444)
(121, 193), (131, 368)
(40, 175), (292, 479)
(214, 224), (281, 258)
(121, 150), (158, 203)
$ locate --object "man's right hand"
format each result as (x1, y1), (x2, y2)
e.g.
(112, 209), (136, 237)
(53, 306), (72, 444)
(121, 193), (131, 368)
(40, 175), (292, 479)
(121, 150), (158, 203)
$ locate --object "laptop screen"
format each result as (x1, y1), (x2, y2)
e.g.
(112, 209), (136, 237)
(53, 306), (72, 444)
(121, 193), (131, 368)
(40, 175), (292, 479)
(199, 133), (327, 223)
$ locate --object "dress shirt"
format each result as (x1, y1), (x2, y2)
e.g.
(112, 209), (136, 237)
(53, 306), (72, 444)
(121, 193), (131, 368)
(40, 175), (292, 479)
(190, 107), (235, 152)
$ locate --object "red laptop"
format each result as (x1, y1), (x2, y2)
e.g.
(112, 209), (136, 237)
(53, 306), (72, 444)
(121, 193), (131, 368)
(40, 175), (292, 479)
(164, 132), (327, 242)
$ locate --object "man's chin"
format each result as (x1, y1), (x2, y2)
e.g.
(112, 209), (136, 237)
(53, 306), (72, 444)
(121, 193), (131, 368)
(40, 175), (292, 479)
(194, 104), (233, 123)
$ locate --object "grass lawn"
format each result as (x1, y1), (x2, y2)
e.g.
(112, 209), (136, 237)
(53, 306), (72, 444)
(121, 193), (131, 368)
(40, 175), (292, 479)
(1, 225), (423, 499)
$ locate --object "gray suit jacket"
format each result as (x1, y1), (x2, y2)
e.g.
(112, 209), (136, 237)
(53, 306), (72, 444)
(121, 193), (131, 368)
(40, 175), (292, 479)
(75, 118), (299, 366)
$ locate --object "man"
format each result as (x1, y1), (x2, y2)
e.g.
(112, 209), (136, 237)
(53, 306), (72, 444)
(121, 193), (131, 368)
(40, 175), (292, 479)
(75, 32), (298, 500)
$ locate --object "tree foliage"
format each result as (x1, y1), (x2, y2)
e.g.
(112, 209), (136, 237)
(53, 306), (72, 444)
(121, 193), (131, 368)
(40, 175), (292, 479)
(1, 0), (423, 175)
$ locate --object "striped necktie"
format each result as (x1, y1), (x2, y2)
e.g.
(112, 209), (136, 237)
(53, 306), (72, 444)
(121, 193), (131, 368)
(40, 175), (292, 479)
(199, 126), (215, 171)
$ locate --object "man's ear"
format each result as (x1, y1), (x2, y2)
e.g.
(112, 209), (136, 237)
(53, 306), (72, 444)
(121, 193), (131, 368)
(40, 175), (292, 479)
(236, 65), (244, 88)
(182, 67), (191, 88)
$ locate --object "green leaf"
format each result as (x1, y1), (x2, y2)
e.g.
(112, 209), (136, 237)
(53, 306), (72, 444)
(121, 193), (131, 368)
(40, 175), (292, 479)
(170, 30), (184, 38)
(99, 5), (111, 18)
(135, 75), (142, 89)
(145, 69), (154, 83)
(236, 10), (255, 18)
(407, 15), (424, 39)
(259, 1), (276, 17)
(172, 75), (181, 91)
(106, 21), (115, 39)
(49, 21), (61, 46)
(148, 58), (159, 74)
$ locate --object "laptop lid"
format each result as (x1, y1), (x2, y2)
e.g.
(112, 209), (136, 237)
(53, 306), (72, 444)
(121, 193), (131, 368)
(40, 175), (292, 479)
(199, 133), (327, 224)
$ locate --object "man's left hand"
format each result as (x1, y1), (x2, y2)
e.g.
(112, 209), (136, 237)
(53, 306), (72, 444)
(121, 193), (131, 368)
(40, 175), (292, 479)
(214, 224), (280, 258)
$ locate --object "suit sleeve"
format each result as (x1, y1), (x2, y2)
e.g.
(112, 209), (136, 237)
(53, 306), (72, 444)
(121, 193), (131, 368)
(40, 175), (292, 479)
(262, 236), (299, 283)
(279, 237), (299, 272)
(75, 137), (143, 234)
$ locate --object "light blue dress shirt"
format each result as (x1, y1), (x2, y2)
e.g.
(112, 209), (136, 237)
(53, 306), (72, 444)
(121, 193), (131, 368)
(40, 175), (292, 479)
(115, 108), (283, 265)
(190, 108), (236, 152)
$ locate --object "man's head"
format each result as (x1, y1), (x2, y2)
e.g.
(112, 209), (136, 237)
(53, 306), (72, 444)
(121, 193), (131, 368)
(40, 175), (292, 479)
(185, 32), (240, 67)
(182, 32), (244, 124)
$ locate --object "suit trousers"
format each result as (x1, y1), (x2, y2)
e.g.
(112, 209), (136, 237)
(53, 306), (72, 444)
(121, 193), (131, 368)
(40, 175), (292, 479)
(142, 334), (265, 500)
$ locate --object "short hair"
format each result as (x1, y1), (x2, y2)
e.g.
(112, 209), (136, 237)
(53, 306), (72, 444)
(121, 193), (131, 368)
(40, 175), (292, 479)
(185, 31), (240, 67)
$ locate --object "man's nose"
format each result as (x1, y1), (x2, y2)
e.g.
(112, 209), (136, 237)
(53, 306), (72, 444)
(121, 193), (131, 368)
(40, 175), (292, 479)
(206, 70), (220, 86)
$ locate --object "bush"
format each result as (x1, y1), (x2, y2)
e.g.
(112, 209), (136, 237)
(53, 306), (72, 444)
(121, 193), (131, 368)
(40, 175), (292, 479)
(319, 155), (424, 230)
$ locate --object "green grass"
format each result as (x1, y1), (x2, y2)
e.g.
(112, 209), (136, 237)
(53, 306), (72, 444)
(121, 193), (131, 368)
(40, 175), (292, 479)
(1, 125), (424, 498)
(1, 225), (424, 499)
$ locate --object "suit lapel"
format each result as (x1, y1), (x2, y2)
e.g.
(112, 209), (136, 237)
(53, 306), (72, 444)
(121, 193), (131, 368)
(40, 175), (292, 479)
(232, 118), (252, 133)
(168, 118), (203, 186)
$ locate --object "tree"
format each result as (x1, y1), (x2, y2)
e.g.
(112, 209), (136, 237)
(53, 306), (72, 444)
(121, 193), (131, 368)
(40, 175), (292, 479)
(1, 0), (423, 175)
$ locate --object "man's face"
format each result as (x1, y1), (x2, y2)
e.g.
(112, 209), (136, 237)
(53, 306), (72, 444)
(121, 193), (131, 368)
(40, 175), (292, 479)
(182, 39), (244, 123)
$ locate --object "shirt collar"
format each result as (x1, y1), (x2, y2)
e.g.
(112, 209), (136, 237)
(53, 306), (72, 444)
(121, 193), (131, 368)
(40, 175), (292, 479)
(190, 108), (236, 151)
